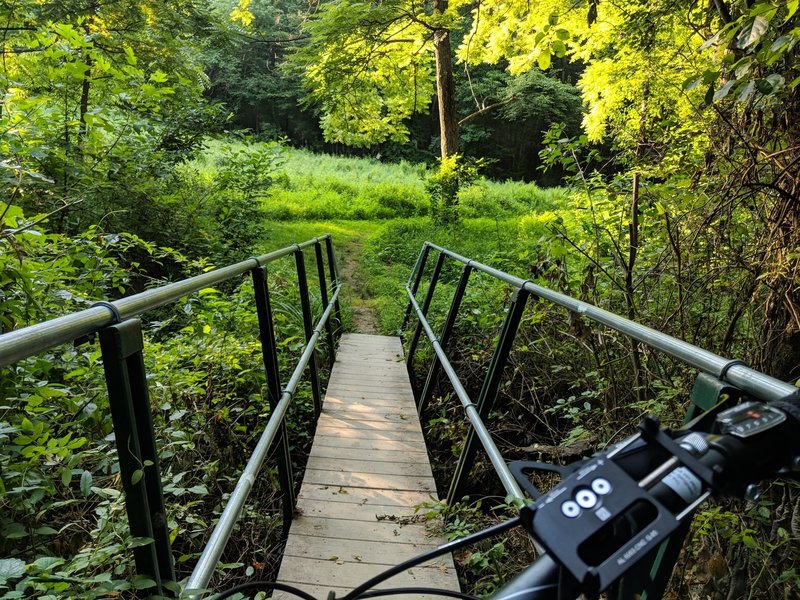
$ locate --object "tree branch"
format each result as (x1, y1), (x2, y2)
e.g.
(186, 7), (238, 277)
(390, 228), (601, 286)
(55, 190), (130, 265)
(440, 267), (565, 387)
(458, 97), (515, 125)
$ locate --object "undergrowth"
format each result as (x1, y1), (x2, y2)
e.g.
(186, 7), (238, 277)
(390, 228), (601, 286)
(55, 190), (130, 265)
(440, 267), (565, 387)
(0, 208), (333, 597)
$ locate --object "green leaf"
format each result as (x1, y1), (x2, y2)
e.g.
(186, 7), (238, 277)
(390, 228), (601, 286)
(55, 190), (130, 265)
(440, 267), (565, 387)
(770, 35), (794, 53)
(131, 575), (157, 590)
(735, 16), (769, 49)
(786, 0), (798, 22)
(32, 557), (64, 572)
(548, 13), (559, 26)
(131, 469), (144, 485)
(741, 534), (758, 548)
(682, 76), (702, 90)
(587, 0), (598, 25)
(0, 558), (25, 584)
(130, 537), (154, 548)
(713, 79), (737, 101)
(737, 80), (756, 102)
(80, 470), (92, 496)
(704, 83), (715, 105)
(537, 52), (551, 71)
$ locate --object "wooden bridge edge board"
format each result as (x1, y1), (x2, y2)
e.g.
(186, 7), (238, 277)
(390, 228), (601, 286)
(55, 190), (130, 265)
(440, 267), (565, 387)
(275, 333), (461, 598)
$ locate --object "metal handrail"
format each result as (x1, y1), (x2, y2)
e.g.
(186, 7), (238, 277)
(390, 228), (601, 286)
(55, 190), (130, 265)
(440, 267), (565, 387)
(0, 236), (327, 367)
(0, 235), (343, 597)
(423, 242), (795, 401)
(186, 283), (341, 593)
(405, 289), (524, 500)
(403, 241), (797, 505)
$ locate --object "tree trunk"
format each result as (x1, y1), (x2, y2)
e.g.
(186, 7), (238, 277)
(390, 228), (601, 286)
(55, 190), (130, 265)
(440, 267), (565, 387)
(432, 0), (458, 160)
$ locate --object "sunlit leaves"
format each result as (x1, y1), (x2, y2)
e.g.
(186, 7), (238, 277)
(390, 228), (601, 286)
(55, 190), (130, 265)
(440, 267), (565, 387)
(230, 0), (254, 27)
(297, 0), (435, 146)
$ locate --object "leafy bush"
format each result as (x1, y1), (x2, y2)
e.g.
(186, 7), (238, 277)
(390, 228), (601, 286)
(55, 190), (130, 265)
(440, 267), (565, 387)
(0, 208), (327, 597)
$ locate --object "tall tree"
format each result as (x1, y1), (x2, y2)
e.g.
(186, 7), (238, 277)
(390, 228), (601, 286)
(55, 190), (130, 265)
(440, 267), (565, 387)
(291, 0), (469, 221)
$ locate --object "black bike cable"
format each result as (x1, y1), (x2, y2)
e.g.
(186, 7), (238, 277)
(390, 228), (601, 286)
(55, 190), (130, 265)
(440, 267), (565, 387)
(210, 580), (318, 600)
(341, 516), (522, 600)
(357, 587), (480, 599)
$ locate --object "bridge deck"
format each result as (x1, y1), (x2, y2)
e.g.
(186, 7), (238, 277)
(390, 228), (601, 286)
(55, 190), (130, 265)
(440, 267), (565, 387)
(274, 334), (461, 599)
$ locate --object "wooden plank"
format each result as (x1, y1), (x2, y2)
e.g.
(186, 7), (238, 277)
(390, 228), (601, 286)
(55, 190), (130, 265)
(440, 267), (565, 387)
(323, 397), (416, 410)
(312, 426), (424, 442)
(287, 515), (440, 545)
(276, 334), (460, 596)
(311, 435), (427, 453)
(316, 416), (420, 432)
(296, 498), (423, 521)
(283, 533), (439, 563)
(274, 583), (448, 600)
(309, 446), (429, 463)
(297, 484), (435, 507)
(326, 381), (416, 394)
(321, 408), (418, 421)
(306, 456), (434, 478)
(277, 555), (455, 588)
(302, 468), (436, 492)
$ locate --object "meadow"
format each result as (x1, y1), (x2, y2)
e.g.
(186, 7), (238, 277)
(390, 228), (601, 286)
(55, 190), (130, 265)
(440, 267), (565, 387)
(190, 140), (568, 334)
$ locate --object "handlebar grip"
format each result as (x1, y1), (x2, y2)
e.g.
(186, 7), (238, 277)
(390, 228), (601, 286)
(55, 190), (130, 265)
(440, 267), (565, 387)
(491, 554), (566, 600)
(770, 389), (800, 426)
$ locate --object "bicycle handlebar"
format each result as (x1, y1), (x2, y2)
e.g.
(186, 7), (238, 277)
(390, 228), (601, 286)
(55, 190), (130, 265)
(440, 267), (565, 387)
(491, 390), (800, 600)
(211, 392), (800, 600)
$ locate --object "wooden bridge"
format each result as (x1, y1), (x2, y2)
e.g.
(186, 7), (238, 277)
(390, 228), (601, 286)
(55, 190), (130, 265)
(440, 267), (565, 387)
(274, 333), (461, 598)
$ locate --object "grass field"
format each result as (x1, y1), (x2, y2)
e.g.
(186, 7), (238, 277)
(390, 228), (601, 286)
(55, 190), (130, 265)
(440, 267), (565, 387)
(192, 140), (567, 333)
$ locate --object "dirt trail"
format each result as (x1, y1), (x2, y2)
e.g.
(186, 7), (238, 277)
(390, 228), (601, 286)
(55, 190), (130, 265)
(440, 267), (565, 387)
(337, 239), (379, 334)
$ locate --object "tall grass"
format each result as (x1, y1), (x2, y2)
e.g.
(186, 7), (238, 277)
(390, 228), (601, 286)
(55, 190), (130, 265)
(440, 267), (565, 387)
(192, 141), (567, 221)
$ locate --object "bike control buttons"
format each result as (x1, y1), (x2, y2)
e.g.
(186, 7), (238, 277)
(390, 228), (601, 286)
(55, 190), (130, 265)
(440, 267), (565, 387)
(716, 401), (787, 439)
(575, 489), (598, 509)
(591, 477), (612, 495)
(561, 500), (580, 518)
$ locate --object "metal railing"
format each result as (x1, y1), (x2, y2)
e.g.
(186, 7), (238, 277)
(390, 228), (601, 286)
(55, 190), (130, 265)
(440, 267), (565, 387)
(0, 235), (342, 597)
(402, 241), (797, 505)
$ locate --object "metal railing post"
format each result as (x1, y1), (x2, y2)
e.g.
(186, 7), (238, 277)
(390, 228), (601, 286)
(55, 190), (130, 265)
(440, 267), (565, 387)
(401, 244), (431, 332)
(315, 241), (335, 368)
(251, 266), (295, 534)
(418, 264), (473, 413)
(448, 288), (531, 504)
(324, 236), (342, 341)
(295, 248), (323, 418)
(98, 319), (174, 595)
(406, 252), (446, 385)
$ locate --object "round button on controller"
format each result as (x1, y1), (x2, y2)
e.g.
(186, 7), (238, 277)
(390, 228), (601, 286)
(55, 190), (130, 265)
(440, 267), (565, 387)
(561, 500), (580, 518)
(591, 477), (612, 495)
(575, 489), (598, 509)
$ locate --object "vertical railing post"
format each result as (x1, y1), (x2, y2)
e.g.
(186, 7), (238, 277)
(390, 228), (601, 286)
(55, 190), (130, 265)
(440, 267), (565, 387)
(447, 288), (531, 504)
(324, 235), (342, 341)
(418, 264), (473, 413)
(401, 243), (432, 333)
(251, 265), (295, 534)
(295, 247), (323, 418)
(406, 251), (446, 383)
(98, 319), (174, 595)
(314, 240), (335, 369)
